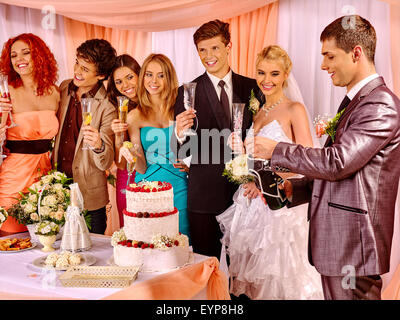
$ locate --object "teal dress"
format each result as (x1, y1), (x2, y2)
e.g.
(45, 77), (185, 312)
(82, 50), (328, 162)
(134, 126), (190, 243)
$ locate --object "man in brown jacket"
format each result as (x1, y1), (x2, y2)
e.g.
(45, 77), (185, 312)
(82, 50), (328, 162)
(245, 15), (400, 299)
(53, 39), (117, 234)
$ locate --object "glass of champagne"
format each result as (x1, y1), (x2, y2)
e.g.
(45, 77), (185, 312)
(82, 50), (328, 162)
(117, 96), (129, 141)
(231, 103), (245, 154)
(120, 143), (139, 194)
(126, 156), (137, 187)
(182, 82), (197, 136)
(81, 97), (94, 150)
(0, 74), (17, 128)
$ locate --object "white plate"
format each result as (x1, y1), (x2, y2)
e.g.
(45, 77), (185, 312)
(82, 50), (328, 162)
(0, 241), (37, 253)
(32, 253), (97, 271)
(107, 252), (194, 272)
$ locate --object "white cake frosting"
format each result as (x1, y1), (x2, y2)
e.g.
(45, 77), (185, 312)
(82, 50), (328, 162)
(112, 181), (190, 272)
(126, 181), (174, 213)
(113, 240), (190, 272)
(124, 213), (179, 243)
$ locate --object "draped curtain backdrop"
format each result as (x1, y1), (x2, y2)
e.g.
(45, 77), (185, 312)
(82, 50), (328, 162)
(0, 0), (275, 31)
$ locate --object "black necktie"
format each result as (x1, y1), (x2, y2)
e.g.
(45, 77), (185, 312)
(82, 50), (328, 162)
(218, 80), (231, 128)
(337, 95), (351, 114)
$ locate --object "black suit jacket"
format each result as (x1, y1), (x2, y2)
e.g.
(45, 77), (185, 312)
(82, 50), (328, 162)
(171, 71), (259, 215)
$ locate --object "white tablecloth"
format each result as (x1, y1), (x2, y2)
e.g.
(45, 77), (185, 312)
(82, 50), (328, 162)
(0, 233), (208, 300)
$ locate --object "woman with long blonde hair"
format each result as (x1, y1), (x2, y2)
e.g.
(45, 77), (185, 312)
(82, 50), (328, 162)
(119, 53), (190, 240)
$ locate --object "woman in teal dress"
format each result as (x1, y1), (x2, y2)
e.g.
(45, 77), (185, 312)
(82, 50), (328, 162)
(119, 53), (190, 241)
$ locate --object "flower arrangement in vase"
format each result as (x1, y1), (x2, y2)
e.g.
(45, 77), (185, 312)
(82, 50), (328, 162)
(8, 169), (72, 241)
(35, 220), (60, 252)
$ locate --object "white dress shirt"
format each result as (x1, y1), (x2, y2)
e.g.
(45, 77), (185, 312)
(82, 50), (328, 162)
(347, 73), (379, 100)
(175, 69), (234, 146)
(206, 69), (234, 116)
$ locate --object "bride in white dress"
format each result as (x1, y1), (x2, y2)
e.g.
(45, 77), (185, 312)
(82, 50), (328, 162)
(217, 45), (323, 300)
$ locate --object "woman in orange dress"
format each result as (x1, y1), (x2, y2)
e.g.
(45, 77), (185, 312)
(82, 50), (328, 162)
(0, 33), (59, 234)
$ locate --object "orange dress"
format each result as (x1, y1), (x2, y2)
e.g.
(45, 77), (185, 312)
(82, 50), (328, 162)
(0, 110), (59, 233)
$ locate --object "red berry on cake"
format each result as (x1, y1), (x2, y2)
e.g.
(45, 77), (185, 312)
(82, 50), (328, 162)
(174, 240), (179, 246)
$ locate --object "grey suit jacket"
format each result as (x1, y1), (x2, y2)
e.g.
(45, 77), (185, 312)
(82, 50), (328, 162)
(271, 77), (400, 276)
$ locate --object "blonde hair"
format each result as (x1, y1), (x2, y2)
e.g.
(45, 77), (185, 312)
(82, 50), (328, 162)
(256, 45), (292, 88)
(137, 53), (178, 119)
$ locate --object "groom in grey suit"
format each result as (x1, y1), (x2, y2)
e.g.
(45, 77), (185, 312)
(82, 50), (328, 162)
(245, 15), (400, 299)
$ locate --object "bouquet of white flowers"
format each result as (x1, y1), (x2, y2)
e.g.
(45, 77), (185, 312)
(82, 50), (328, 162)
(9, 170), (72, 226)
(222, 154), (255, 185)
(35, 220), (60, 236)
(0, 206), (8, 226)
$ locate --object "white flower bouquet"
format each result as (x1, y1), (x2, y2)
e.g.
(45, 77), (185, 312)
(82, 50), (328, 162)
(9, 170), (72, 226)
(223, 153), (255, 185)
(0, 206), (8, 225)
(35, 220), (60, 236)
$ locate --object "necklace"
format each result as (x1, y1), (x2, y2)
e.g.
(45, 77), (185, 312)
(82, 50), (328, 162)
(262, 96), (283, 116)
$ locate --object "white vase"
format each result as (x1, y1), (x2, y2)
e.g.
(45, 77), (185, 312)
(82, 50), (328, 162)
(26, 224), (39, 242)
(38, 235), (57, 252)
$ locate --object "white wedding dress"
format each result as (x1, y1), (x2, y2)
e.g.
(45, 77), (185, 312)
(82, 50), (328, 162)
(217, 120), (324, 300)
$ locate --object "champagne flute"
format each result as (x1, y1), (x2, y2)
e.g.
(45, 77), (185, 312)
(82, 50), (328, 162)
(0, 74), (17, 128)
(126, 157), (137, 187)
(117, 96), (129, 141)
(182, 82), (197, 136)
(231, 103), (245, 154)
(81, 97), (94, 150)
(121, 143), (139, 194)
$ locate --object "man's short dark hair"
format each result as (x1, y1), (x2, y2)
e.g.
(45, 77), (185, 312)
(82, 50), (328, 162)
(76, 39), (117, 80)
(320, 15), (376, 63)
(193, 19), (231, 48)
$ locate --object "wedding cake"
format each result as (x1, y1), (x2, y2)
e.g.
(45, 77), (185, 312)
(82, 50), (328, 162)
(111, 181), (190, 272)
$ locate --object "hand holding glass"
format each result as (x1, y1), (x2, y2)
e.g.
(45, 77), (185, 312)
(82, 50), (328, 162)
(182, 82), (197, 136)
(231, 103), (245, 154)
(120, 143), (139, 194)
(81, 97), (94, 150)
(117, 96), (129, 140)
(0, 74), (17, 128)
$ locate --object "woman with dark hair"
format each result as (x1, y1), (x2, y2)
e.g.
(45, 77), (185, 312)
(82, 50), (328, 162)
(107, 54), (141, 227)
(0, 33), (59, 233)
(119, 53), (190, 241)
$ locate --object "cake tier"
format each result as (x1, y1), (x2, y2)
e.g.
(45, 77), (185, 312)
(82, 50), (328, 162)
(126, 181), (174, 213)
(113, 235), (190, 272)
(123, 210), (179, 242)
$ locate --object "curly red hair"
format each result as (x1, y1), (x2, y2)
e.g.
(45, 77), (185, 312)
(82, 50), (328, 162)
(0, 33), (58, 96)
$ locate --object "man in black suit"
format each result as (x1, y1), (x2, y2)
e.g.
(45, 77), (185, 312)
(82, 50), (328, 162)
(172, 20), (258, 259)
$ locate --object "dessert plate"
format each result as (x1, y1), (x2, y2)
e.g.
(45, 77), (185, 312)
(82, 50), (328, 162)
(32, 253), (96, 271)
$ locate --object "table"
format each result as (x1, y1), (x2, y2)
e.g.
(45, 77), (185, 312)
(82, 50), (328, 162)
(0, 233), (229, 300)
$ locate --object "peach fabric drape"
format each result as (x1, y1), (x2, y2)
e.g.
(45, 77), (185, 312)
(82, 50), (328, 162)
(225, 1), (279, 78)
(2, 0), (276, 31)
(63, 17), (152, 77)
(103, 257), (230, 300)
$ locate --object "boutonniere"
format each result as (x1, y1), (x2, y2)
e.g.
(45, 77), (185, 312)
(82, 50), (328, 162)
(248, 89), (261, 115)
(314, 108), (346, 142)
